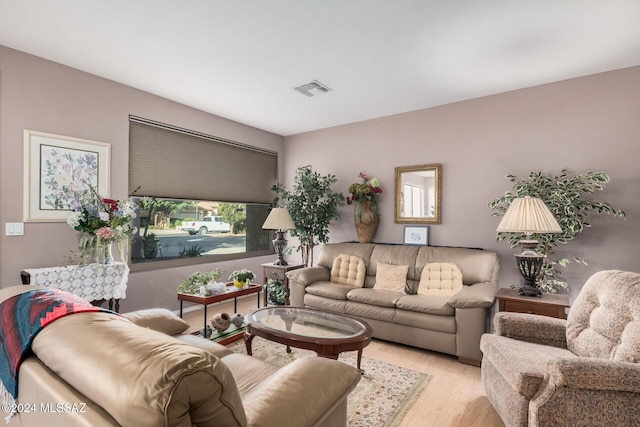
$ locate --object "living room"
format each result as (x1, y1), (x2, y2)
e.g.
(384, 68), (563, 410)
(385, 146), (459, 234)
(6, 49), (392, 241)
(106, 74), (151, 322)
(1, 2), (639, 426)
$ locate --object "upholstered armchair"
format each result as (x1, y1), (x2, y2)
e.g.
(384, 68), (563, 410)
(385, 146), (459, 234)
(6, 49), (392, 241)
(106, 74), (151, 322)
(480, 270), (640, 427)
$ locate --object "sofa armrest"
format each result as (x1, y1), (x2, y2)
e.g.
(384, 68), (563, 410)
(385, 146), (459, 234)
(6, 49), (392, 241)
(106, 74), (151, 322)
(494, 311), (568, 348)
(287, 266), (331, 306)
(242, 357), (361, 427)
(531, 358), (640, 425)
(286, 266), (330, 286)
(449, 281), (497, 309)
(121, 308), (190, 335)
(545, 358), (640, 392)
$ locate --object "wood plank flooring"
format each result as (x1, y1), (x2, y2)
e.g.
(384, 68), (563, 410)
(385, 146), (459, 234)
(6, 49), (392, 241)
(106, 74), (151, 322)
(181, 295), (505, 427)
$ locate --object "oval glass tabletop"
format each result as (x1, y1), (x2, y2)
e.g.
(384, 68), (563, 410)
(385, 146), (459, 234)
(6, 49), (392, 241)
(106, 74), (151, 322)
(249, 307), (367, 339)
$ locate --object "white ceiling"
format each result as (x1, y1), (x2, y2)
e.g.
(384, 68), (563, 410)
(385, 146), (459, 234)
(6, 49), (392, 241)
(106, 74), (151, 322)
(1, 1), (640, 136)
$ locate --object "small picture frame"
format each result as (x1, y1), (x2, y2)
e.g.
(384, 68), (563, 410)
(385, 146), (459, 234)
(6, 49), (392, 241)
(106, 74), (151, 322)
(403, 225), (430, 246)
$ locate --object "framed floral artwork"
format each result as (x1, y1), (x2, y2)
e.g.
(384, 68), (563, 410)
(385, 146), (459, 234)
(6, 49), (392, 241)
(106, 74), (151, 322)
(403, 225), (429, 245)
(23, 130), (110, 222)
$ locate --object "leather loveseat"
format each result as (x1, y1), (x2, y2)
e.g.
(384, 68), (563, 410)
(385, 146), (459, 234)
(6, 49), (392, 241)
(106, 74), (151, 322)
(287, 242), (500, 365)
(1, 285), (361, 427)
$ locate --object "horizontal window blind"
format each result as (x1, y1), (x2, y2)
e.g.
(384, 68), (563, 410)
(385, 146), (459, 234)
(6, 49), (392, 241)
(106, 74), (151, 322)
(129, 117), (277, 204)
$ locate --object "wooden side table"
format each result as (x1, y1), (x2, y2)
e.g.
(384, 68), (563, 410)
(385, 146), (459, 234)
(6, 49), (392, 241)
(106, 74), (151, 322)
(495, 288), (570, 319)
(262, 263), (304, 306)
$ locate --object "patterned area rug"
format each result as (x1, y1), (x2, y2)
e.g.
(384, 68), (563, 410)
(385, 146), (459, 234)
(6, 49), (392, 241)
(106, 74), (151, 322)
(228, 337), (430, 427)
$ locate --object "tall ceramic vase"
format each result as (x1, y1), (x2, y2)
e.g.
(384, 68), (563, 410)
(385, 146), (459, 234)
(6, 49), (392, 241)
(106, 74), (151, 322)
(354, 200), (379, 243)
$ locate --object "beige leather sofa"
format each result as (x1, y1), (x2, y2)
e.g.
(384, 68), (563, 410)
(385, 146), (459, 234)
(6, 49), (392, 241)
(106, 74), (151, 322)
(287, 242), (500, 365)
(2, 285), (361, 427)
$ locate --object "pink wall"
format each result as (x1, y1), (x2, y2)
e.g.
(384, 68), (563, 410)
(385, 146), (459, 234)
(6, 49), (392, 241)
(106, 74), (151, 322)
(2, 44), (638, 310)
(284, 67), (640, 302)
(0, 46), (284, 311)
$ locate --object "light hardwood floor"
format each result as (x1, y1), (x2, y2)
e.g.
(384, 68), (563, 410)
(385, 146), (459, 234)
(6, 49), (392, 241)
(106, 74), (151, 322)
(181, 295), (505, 427)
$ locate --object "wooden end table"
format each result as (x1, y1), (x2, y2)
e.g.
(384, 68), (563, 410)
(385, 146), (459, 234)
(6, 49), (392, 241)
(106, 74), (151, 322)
(261, 263), (304, 306)
(495, 287), (570, 319)
(178, 282), (262, 332)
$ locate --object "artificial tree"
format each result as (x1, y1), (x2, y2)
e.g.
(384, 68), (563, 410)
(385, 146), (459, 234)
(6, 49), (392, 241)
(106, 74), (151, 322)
(271, 165), (344, 267)
(489, 169), (625, 293)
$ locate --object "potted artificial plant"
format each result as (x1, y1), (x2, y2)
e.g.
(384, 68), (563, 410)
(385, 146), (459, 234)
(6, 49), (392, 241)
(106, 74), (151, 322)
(489, 169), (625, 293)
(177, 268), (224, 295)
(271, 165), (344, 266)
(229, 269), (255, 289)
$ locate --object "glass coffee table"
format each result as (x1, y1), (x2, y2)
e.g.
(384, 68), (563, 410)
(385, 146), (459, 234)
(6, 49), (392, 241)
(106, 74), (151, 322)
(245, 307), (372, 371)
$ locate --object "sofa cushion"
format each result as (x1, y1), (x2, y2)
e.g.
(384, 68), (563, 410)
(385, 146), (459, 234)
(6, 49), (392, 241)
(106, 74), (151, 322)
(480, 333), (577, 400)
(396, 294), (455, 316)
(566, 270), (640, 362)
(221, 353), (279, 395)
(373, 263), (409, 293)
(305, 281), (353, 300)
(122, 308), (190, 335)
(330, 253), (366, 287)
(345, 301), (396, 323)
(304, 293), (348, 313)
(318, 242), (376, 270)
(346, 288), (402, 308)
(394, 309), (457, 333)
(369, 245), (420, 283)
(417, 262), (463, 297)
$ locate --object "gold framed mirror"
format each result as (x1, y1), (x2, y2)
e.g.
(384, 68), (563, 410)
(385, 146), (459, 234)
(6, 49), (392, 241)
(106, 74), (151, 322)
(395, 164), (442, 224)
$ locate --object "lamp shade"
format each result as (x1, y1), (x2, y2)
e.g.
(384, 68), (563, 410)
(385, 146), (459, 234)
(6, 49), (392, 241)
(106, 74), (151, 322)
(262, 208), (295, 230)
(496, 196), (562, 233)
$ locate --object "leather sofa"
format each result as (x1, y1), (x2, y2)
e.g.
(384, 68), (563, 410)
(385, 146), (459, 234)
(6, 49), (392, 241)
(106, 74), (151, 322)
(287, 242), (500, 365)
(1, 285), (361, 427)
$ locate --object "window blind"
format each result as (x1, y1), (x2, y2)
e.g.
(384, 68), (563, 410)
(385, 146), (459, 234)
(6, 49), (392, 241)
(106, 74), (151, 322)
(129, 116), (277, 204)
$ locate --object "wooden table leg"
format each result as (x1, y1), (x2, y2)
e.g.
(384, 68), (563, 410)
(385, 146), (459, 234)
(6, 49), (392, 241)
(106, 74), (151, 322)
(244, 331), (255, 356)
(203, 304), (208, 331)
(356, 349), (364, 373)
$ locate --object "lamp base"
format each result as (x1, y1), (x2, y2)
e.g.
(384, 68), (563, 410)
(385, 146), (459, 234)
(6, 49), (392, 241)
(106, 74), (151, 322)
(272, 231), (288, 266)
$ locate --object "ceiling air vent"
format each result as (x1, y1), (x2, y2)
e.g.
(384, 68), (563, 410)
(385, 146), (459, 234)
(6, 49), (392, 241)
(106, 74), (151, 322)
(293, 80), (332, 97)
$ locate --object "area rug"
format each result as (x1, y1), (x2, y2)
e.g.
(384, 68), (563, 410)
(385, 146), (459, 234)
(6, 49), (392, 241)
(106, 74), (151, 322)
(228, 338), (430, 427)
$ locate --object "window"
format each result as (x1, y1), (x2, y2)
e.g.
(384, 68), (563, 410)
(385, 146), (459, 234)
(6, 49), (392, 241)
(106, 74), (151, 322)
(130, 197), (271, 269)
(128, 117), (277, 270)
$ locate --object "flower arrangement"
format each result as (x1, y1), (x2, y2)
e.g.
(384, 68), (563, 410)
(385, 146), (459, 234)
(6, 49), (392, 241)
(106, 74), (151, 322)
(346, 172), (383, 205)
(66, 184), (138, 264)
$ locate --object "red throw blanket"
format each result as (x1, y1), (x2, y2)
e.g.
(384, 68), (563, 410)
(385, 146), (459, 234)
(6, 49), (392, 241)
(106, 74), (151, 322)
(0, 288), (113, 402)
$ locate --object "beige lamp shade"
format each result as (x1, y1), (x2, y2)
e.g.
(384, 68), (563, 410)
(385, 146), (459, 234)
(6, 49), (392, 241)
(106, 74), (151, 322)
(262, 208), (296, 230)
(496, 196), (562, 233)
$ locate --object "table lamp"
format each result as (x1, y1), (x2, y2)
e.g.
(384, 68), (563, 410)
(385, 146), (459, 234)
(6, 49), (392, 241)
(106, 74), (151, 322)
(262, 208), (296, 265)
(496, 196), (562, 297)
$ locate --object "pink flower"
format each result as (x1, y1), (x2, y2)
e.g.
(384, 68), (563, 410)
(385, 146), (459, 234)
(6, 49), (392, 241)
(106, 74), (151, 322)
(95, 226), (115, 240)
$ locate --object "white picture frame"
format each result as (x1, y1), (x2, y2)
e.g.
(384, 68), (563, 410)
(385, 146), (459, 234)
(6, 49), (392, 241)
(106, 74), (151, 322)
(23, 130), (110, 222)
(403, 225), (430, 246)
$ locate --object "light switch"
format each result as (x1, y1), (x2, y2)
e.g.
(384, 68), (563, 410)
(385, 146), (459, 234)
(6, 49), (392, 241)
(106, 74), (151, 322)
(5, 222), (24, 236)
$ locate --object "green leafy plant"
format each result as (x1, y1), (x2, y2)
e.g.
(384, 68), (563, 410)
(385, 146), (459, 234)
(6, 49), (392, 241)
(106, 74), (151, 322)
(177, 268), (224, 294)
(228, 269), (255, 283)
(489, 169), (625, 292)
(266, 278), (287, 305)
(178, 244), (203, 258)
(271, 165), (345, 266)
